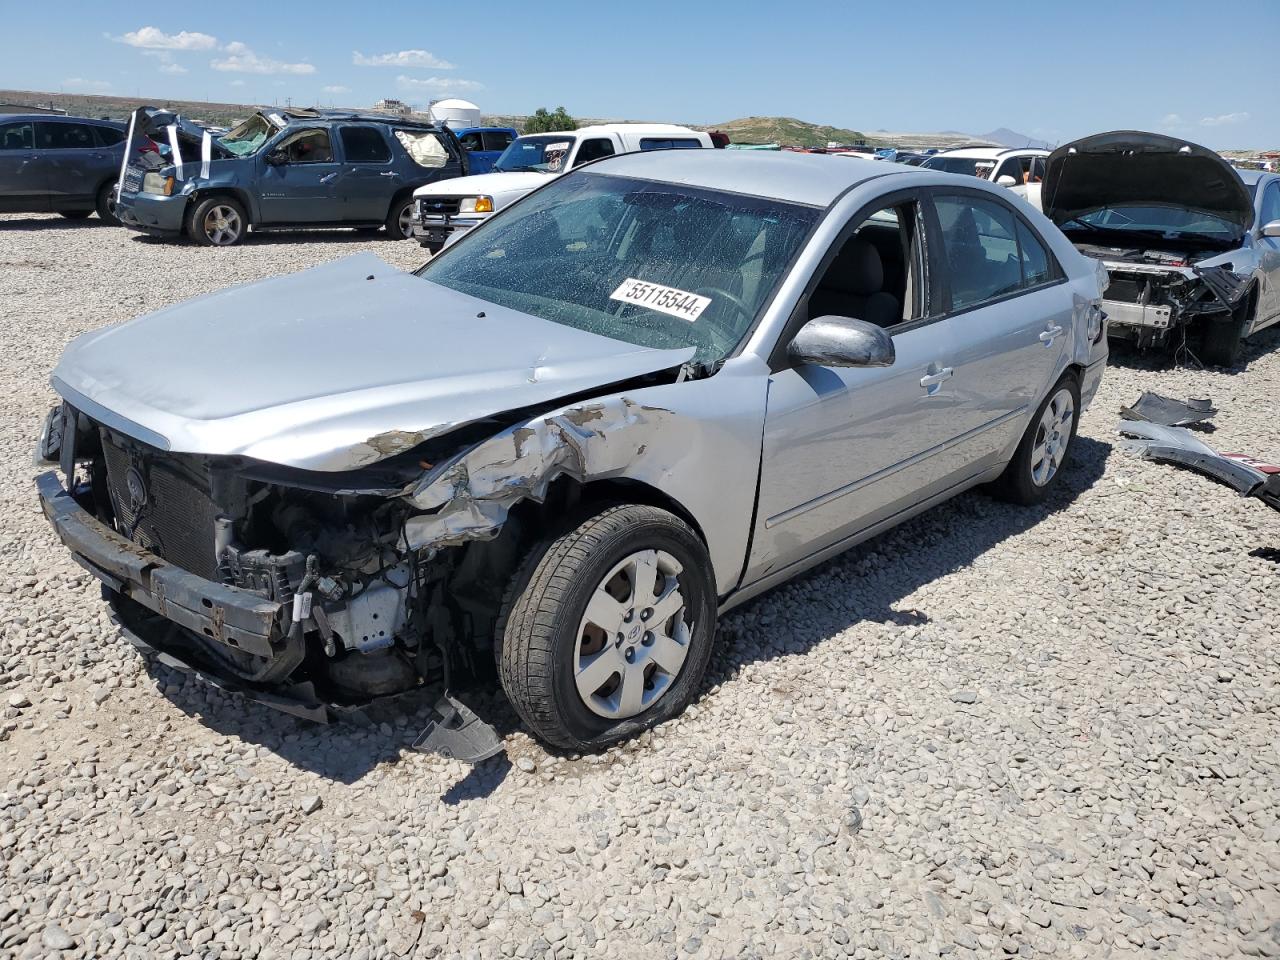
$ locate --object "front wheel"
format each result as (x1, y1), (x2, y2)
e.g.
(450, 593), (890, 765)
(991, 375), (1080, 505)
(1199, 292), (1254, 367)
(496, 504), (717, 752)
(385, 197), (415, 240)
(186, 196), (247, 246)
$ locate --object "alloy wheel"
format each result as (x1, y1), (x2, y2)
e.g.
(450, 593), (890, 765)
(396, 203), (414, 238)
(203, 205), (242, 245)
(1030, 387), (1074, 486)
(573, 549), (691, 719)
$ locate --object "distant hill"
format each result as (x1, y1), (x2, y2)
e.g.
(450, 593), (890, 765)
(979, 127), (1054, 150)
(0, 88), (265, 127)
(703, 116), (877, 148)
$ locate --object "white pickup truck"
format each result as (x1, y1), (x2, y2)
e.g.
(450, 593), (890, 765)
(411, 123), (714, 251)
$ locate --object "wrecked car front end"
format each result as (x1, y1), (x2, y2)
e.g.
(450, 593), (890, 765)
(1041, 131), (1258, 356)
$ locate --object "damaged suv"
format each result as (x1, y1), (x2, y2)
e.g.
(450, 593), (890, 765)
(37, 150), (1107, 754)
(1041, 131), (1280, 365)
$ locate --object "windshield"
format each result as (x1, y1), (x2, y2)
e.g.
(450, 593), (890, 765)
(493, 135), (577, 173)
(922, 155), (995, 179)
(218, 113), (280, 157)
(416, 173), (820, 365)
(1064, 205), (1241, 240)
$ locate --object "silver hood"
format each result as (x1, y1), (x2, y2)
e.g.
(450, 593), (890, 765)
(52, 253), (694, 471)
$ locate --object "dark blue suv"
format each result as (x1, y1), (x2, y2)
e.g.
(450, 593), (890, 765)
(116, 107), (468, 246)
(0, 115), (139, 224)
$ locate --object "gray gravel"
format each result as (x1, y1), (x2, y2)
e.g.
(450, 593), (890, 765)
(2, 213), (1279, 959)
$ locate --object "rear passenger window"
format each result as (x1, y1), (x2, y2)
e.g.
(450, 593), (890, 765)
(639, 138), (703, 151)
(393, 129), (450, 168)
(339, 126), (391, 163)
(482, 130), (513, 152)
(37, 122), (96, 149)
(572, 138), (615, 167)
(95, 126), (125, 147)
(936, 195), (1059, 310)
(0, 121), (34, 150)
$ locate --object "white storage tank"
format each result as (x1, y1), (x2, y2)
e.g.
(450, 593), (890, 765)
(427, 99), (482, 128)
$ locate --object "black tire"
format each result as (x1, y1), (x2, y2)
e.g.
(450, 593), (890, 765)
(991, 373), (1080, 505)
(186, 196), (248, 247)
(385, 196), (415, 240)
(60, 210), (93, 220)
(1199, 291), (1254, 367)
(496, 504), (717, 752)
(95, 181), (120, 225)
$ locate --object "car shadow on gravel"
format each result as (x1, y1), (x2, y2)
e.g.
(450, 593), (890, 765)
(0, 216), (115, 231)
(125, 230), (416, 248)
(135, 436), (1110, 792)
(704, 435), (1112, 691)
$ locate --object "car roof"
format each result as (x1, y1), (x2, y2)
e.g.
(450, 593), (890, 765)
(1236, 168), (1269, 186)
(936, 146), (1048, 159)
(271, 109), (442, 129)
(542, 123), (705, 139)
(0, 114), (122, 126)
(584, 149), (912, 207)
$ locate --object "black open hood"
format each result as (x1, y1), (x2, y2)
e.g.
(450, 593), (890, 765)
(1041, 130), (1253, 242)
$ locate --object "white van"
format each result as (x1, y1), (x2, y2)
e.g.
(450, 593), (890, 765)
(411, 123), (714, 251)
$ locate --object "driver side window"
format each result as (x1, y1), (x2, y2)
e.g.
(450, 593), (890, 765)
(273, 128), (332, 163)
(808, 200), (926, 329)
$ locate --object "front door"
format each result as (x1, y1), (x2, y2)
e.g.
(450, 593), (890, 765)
(927, 191), (1072, 468)
(258, 128), (341, 224)
(336, 125), (397, 222)
(0, 120), (45, 212)
(747, 194), (970, 584)
(1256, 182), (1280, 326)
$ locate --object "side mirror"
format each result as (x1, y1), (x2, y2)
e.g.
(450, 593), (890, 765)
(265, 151), (287, 166)
(788, 316), (895, 368)
(996, 174), (1017, 186)
(1262, 220), (1280, 238)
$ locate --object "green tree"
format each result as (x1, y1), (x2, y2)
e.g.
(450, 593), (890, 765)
(522, 106), (576, 134)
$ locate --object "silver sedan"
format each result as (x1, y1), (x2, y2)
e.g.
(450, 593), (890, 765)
(37, 150), (1108, 754)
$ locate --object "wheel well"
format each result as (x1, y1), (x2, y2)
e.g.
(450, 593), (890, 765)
(389, 187), (417, 213)
(188, 188), (253, 224)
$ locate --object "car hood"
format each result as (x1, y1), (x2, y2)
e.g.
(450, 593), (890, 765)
(51, 253), (694, 472)
(1042, 130), (1253, 242)
(412, 170), (554, 203)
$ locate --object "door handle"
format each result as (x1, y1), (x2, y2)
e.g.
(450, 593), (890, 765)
(1039, 324), (1064, 344)
(919, 367), (953, 389)
(319, 172), (338, 184)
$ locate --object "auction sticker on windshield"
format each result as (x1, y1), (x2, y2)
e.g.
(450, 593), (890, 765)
(610, 278), (711, 322)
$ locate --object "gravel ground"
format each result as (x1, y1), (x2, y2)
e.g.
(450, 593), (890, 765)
(1, 213), (1279, 960)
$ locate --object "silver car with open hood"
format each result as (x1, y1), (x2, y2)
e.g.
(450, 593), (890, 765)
(1041, 130), (1280, 366)
(36, 150), (1107, 756)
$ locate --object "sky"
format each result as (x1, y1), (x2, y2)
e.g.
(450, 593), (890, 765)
(2, 0), (1276, 148)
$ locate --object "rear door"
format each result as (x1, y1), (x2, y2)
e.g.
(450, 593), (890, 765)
(257, 127), (341, 224)
(336, 125), (396, 222)
(0, 120), (44, 211)
(926, 190), (1072, 469)
(747, 191), (972, 583)
(36, 120), (108, 208)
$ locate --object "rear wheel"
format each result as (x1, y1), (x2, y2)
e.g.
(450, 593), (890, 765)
(95, 180), (120, 225)
(1200, 291), (1254, 367)
(60, 210), (93, 220)
(496, 504), (717, 751)
(186, 196), (247, 247)
(385, 197), (415, 240)
(991, 374), (1080, 505)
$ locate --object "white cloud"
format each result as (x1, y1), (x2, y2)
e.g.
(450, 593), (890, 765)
(113, 26), (218, 50)
(354, 49), (453, 69)
(212, 41), (315, 75)
(63, 78), (113, 93)
(322, 85), (351, 94)
(158, 62), (188, 75)
(395, 74), (482, 93)
(1200, 112), (1249, 128)
(1160, 113), (1186, 128)
(229, 79), (246, 87)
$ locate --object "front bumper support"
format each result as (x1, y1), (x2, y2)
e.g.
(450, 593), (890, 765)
(36, 471), (284, 657)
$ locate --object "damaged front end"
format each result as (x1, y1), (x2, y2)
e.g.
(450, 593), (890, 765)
(1079, 245), (1251, 351)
